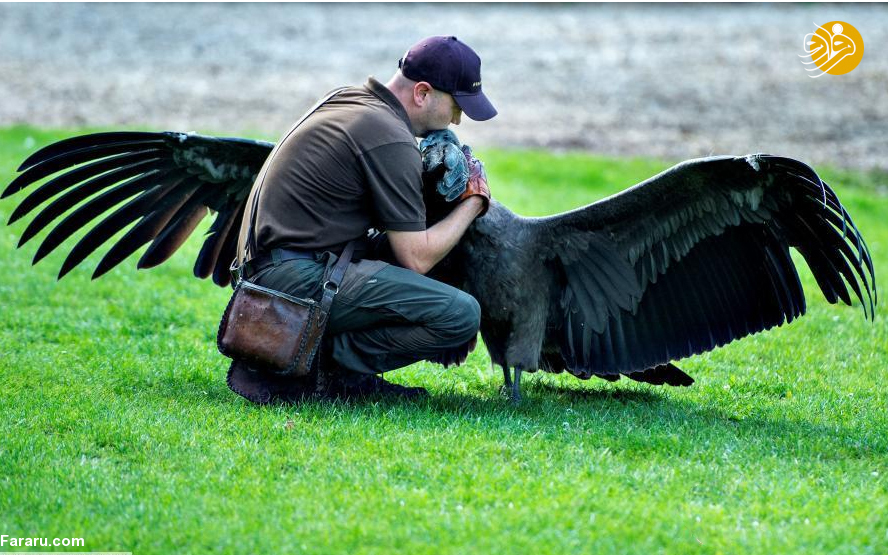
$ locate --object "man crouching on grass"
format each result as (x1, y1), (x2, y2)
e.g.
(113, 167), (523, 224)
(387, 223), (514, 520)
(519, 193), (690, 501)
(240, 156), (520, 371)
(227, 36), (497, 404)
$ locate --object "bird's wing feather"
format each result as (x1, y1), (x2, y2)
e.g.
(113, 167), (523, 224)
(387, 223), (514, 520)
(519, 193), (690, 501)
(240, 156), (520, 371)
(3, 131), (273, 287)
(532, 154), (876, 377)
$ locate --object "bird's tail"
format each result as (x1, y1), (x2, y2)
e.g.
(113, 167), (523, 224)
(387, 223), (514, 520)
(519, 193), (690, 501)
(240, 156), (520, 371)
(626, 363), (694, 387)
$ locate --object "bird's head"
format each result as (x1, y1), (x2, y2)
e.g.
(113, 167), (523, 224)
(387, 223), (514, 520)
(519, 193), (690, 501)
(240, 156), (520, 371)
(422, 166), (459, 226)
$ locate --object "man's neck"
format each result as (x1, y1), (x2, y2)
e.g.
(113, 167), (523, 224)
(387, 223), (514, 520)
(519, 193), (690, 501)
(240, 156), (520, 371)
(385, 75), (422, 136)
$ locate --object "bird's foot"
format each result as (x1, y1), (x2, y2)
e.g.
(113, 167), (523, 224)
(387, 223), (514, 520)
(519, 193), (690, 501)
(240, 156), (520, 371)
(510, 368), (522, 403)
(498, 367), (523, 402)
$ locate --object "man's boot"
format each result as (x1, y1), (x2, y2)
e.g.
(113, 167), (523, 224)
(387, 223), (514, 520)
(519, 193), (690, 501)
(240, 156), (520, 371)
(313, 338), (428, 399)
(226, 359), (317, 405)
(227, 341), (428, 403)
(322, 368), (429, 399)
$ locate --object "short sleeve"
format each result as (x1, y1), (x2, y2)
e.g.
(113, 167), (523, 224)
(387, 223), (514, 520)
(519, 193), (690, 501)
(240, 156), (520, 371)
(359, 142), (426, 232)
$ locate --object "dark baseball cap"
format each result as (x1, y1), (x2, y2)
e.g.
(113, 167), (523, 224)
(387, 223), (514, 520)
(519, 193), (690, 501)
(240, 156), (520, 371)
(398, 36), (497, 122)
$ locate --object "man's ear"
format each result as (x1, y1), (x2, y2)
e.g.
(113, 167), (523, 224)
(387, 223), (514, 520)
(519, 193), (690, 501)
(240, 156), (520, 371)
(412, 81), (434, 108)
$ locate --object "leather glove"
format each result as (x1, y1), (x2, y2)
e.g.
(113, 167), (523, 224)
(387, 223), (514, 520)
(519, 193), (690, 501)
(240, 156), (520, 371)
(458, 145), (490, 217)
(419, 130), (469, 202)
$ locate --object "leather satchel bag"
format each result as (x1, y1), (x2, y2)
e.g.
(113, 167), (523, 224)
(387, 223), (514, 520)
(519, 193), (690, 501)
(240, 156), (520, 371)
(217, 281), (324, 375)
(216, 87), (351, 377)
(217, 243), (353, 376)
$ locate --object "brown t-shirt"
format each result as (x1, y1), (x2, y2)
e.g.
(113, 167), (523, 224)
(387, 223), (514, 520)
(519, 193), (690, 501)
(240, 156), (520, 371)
(238, 77), (426, 260)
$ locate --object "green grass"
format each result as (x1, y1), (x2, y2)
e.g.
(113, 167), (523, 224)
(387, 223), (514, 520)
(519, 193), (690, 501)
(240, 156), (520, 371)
(0, 126), (886, 554)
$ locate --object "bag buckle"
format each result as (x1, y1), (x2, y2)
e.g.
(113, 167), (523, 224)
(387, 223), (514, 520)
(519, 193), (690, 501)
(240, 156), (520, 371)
(229, 259), (243, 287)
(322, 280), (339, 293)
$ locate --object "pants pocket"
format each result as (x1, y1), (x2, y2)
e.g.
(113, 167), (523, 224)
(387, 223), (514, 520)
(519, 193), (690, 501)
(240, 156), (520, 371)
(334, 259), (390, 304)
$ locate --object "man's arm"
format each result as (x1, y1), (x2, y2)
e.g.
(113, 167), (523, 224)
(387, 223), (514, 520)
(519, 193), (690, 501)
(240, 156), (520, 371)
(387, 196), (484, 275)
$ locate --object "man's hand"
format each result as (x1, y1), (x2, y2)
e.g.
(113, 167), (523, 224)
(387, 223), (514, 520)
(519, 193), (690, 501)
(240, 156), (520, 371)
(458, 145), (490, 216)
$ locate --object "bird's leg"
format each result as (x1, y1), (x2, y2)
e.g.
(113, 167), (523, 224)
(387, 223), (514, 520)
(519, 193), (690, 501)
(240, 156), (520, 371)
(499, 365), (512, 397)
(511, 368), (522, 402)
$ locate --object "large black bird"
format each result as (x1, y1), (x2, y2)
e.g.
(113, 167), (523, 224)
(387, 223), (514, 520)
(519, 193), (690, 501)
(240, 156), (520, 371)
(2, 132), (876, 400)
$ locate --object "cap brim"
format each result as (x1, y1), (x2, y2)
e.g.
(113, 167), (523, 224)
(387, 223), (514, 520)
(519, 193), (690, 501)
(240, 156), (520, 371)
(453, 91), (497, 122)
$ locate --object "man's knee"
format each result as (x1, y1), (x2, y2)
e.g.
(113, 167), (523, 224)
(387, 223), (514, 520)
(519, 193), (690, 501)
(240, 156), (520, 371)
(439, 291), (481, 345)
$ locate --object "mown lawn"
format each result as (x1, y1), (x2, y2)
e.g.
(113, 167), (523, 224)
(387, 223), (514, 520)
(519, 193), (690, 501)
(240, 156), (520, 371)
(0, 126), (885, 554)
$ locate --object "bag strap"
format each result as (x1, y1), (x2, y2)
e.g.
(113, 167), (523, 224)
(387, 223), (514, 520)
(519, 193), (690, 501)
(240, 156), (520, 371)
(319, 240), (355, 317)
(244, 86), (348, 264)
(310, 238), (355, 395)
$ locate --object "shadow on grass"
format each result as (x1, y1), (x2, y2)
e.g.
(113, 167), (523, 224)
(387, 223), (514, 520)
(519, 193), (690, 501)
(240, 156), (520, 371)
(138, 364), (882, 463)
(530, 378), (665, 403)
(163, 363), (662, 416)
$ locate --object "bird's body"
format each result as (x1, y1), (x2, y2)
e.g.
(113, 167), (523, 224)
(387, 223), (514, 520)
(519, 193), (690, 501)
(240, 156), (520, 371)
(3, 132), (876, 400)
(454, 203), (560, 393)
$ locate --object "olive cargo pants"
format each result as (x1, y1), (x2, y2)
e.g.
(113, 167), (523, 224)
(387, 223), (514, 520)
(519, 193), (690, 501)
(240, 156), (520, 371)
(251, 252), (481, 375)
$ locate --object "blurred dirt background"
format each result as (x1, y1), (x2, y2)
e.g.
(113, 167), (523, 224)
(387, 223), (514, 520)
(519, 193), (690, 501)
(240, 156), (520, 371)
(0, 3), (885, 170)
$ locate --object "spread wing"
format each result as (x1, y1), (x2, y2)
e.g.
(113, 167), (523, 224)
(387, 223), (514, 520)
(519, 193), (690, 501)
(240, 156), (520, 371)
(533, 154), (876, 377)
(2, 131), (273, 287)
